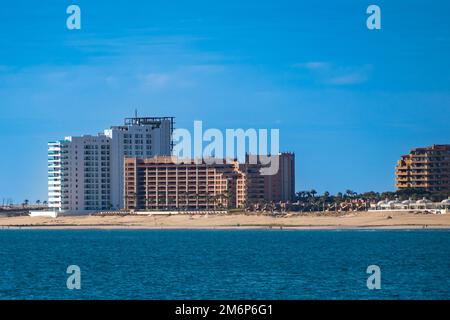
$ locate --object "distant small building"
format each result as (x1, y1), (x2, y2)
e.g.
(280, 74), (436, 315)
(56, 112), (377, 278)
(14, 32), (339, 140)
(395, 144), (450, 193)
(370, 197), (450, 214)
(29, 211), (58, 218)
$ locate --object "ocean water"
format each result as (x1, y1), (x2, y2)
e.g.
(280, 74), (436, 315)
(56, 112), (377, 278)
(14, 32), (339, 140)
(0, 229), (449, 300)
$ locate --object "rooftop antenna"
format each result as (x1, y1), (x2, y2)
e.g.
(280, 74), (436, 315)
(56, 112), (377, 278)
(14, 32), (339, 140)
(134, 108), (138, 118)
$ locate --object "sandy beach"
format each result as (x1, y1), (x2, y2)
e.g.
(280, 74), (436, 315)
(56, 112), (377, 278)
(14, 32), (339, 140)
(1, 211), (450, 230)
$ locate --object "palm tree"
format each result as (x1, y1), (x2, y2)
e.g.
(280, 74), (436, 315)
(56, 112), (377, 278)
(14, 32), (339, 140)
(145, 196), (154, 211)
(304, 191), (311, 201)
(295, 191), (305, 202)
(221, 190), (231, 209)
(157, 194), (166, 210)
(217, 192), (226, 208)
(320, 192), (330, 211)
(167, 197), (176, 210)
(181, 191), (189, 211)
(124, 192), (137, 210)
(206, 193), (217, 211)
(268, 201), (275, 214)
(205, 192), (211, 210)
(131, 192), (137, 209)
(195, 193), (200, 210)
(345, 189), (354, 199)
(214, 194), (220, 211)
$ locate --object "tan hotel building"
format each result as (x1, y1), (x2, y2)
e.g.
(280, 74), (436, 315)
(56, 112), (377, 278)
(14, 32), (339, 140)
(395, 144), (450, 193)
(124, 153), (295, 211)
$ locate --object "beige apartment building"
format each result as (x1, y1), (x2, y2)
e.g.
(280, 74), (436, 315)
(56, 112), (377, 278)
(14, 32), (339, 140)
(264, 152), (295, 202)
(395, 144), (450, 193)
(125, 157), (246, 210)
(124, 153), (295, 211)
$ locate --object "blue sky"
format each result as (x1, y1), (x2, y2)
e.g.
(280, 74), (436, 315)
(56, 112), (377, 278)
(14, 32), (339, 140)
(0, 0), (449, 203)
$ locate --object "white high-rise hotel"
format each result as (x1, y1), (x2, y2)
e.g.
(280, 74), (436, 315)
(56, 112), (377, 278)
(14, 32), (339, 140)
(48, 117), (174, 213)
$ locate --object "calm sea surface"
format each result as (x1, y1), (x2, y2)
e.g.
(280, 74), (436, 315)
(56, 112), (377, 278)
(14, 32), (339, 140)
(0, 229), (449, 299)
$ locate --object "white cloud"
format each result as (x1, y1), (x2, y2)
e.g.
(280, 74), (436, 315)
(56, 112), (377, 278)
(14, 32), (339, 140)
(293, 61), (330, 70)
(293, 62), (372, 86)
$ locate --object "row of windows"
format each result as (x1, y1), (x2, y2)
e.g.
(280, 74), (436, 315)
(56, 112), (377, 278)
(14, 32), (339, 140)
(123, 134), (151, 139)
(85, 162), (109, 167)
(84, 145), (110, 149)
(124, 151), (153, 156)
(85, 196), (110, 201)
(84, 190), (110, 195)
(84, 173), (110, 178)
(84, 156), (110, 161)
(85, 184), (110, 189)
(83, 151), (110, 155)
(412, 157), (450, 161)
(412, 151), (450, 156)
(122, 139), (152, 144)
(84, 179), (111, 184)
(124, 145), (152, 150)
(85, 168), (110, 172)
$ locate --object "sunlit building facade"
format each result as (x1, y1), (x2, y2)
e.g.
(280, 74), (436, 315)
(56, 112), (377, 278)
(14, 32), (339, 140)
(395, 144), (450, 193)
(48, 117), (174, 213)
(124, 153), (296, 211)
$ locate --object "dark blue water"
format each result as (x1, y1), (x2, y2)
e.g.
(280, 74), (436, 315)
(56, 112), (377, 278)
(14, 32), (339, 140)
(0, 229), (449, 299)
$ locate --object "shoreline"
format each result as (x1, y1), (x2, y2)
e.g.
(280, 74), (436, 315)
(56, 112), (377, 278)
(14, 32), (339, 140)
(1, 211), (450, 230)
(1, 225), (450, 231)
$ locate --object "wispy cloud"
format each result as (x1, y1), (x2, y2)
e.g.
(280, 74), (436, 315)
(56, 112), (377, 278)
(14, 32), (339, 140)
(293, 61), (330, 70)
(326, 70), (370, 85)
(139, 73), (172, 89)
(293, 62), (372, 86)
(65, 33), (209, 56)
(0, 31), (232, 98)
